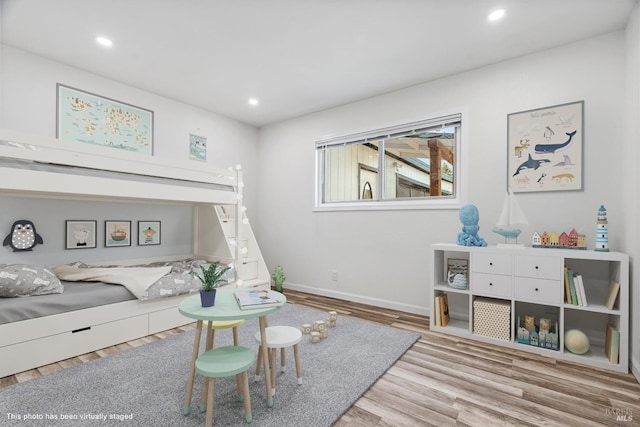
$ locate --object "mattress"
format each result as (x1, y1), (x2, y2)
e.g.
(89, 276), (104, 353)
(0, 281), (135, 325)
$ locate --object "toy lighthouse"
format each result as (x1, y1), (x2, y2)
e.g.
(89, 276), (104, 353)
(595, 205), (609, 252)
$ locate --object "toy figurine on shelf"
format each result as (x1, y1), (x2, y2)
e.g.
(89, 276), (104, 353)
(456, 204), (487, 247)
(595, 205), (609, 252)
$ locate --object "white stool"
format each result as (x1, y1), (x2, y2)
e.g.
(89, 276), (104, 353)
(254, 326), (302, 396)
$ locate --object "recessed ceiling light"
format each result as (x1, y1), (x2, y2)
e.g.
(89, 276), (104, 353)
(488, 9), (505, 21)
(248, 98), (259, 106)
(95, 36), (113, 47)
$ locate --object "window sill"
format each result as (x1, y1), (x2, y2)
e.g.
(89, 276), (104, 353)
(313, 199), (463, 212)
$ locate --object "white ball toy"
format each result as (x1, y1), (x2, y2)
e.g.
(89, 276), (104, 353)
(564, 329), (590, 354)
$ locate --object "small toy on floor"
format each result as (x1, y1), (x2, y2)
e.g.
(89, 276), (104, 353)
(327, 310), (337, 327)
(302, 310), (338, 343)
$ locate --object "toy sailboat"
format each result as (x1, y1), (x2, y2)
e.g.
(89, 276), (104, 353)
(493, 191), (528, 248)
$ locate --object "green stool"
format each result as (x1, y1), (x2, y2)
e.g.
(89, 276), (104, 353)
(195, 345), (256, 426)
(183, 320), (245, 416)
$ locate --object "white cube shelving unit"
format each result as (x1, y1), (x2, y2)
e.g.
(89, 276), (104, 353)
(431, 243), (629, 373)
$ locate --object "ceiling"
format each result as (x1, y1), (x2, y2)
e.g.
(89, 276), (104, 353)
(1, 0), (636, 127)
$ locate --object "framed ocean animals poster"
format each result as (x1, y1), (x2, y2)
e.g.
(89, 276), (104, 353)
(507, 101), (583, 193)
(65, 220), (97, 249)
(104, 220), (131, 247)
(138, 221), (161, 246)
(57, 84), (154, 155)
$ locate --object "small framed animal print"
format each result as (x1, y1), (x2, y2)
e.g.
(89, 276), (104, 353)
(138, 221), (161, 246)
(65, 220), (97, 249)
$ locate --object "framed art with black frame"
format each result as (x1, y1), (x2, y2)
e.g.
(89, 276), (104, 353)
(138, 220), (161, 246)
(65, 220), (97, 249)
(105, 220), (131, 247)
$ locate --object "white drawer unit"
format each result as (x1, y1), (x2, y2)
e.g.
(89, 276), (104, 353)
(514, 255), (562, 280)
(472, 253), (512, 275)
(514, 277), (562, 305)
(431, 243), (629, 374)
(472, 273), (512, 298)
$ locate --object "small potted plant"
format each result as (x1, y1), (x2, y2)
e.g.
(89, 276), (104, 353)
(191, 261), (232, 307)
(272, 265), (286, 293)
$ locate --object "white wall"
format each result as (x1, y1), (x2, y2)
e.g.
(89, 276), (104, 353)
(623, 3), (640, 382)
(258, 31), (627, 315)
(0, 46), (260, 262)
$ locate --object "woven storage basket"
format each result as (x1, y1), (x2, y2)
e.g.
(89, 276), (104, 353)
(473, 297), (511, 341)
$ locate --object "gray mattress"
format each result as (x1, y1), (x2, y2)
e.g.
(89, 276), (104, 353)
(0, 281), (135, 325)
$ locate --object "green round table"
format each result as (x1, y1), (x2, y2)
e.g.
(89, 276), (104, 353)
(179, 287), (286, 412)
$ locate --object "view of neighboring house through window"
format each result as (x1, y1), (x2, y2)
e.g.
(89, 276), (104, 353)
(315, 113), (461, 209)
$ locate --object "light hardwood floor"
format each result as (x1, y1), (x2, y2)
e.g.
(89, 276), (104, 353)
(2, 290), (639, 426)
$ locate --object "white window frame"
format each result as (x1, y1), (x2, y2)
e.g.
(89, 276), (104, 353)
(314, 111), (467, 211)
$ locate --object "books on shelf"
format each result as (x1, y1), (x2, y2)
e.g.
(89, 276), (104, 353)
(564, 267), (572, 304)
(605, 324), (620, 364)
(604, 281), (620, 310)
(566, 268), (578, 305)
(234, 289), (285, 310)
(433, 293), (449, 327)
(440, 294), (449, 326)
(574, 273), (588, 307)
(564, 268), (588, 307)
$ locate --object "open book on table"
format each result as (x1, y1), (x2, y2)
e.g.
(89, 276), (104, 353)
(234, 289), (285, 310)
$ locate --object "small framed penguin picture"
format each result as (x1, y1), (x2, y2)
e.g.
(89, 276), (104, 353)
(138, 221), (161, 246)
(65, 220), (97, 249)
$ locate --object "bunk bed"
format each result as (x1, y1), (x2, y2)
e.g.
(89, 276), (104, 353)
(0, 129), (266, 378)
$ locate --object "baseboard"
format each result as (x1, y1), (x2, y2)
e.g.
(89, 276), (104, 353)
(282, 282), (429, 316)
(631, 357), (640, 384)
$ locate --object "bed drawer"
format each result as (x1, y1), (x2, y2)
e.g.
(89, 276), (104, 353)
(0, 314), (148, 378)
(0, 300), (143, 346)
(149, 306), (194, 334)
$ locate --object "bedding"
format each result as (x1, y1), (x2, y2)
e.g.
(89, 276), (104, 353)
(0, 280), (134, 325)
(51, 259), (234, 300)
(139, 259), (207, 300)
(0, 259), (234, 324)
(52, 263), (172, 300)
(0, 264), (63, 297)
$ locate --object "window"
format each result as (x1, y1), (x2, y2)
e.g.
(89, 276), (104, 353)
(315, 113), (463, 210)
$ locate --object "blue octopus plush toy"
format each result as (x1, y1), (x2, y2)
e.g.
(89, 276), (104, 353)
(456, 204), (487, 247)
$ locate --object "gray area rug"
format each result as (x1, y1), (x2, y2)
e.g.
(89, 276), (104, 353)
(1, 303), (419, 426)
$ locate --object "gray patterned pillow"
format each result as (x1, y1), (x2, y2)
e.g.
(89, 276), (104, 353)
(0, 264), (64, 297)
(141, 272), (201, 300)
(140, 259), (236, 300)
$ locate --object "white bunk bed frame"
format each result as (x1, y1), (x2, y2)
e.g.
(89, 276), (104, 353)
(0, 129), (258, 378)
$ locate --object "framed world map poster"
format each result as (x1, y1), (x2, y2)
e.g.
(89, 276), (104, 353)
(57, 84), (154, 155)
(507, 100), (583, 193)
